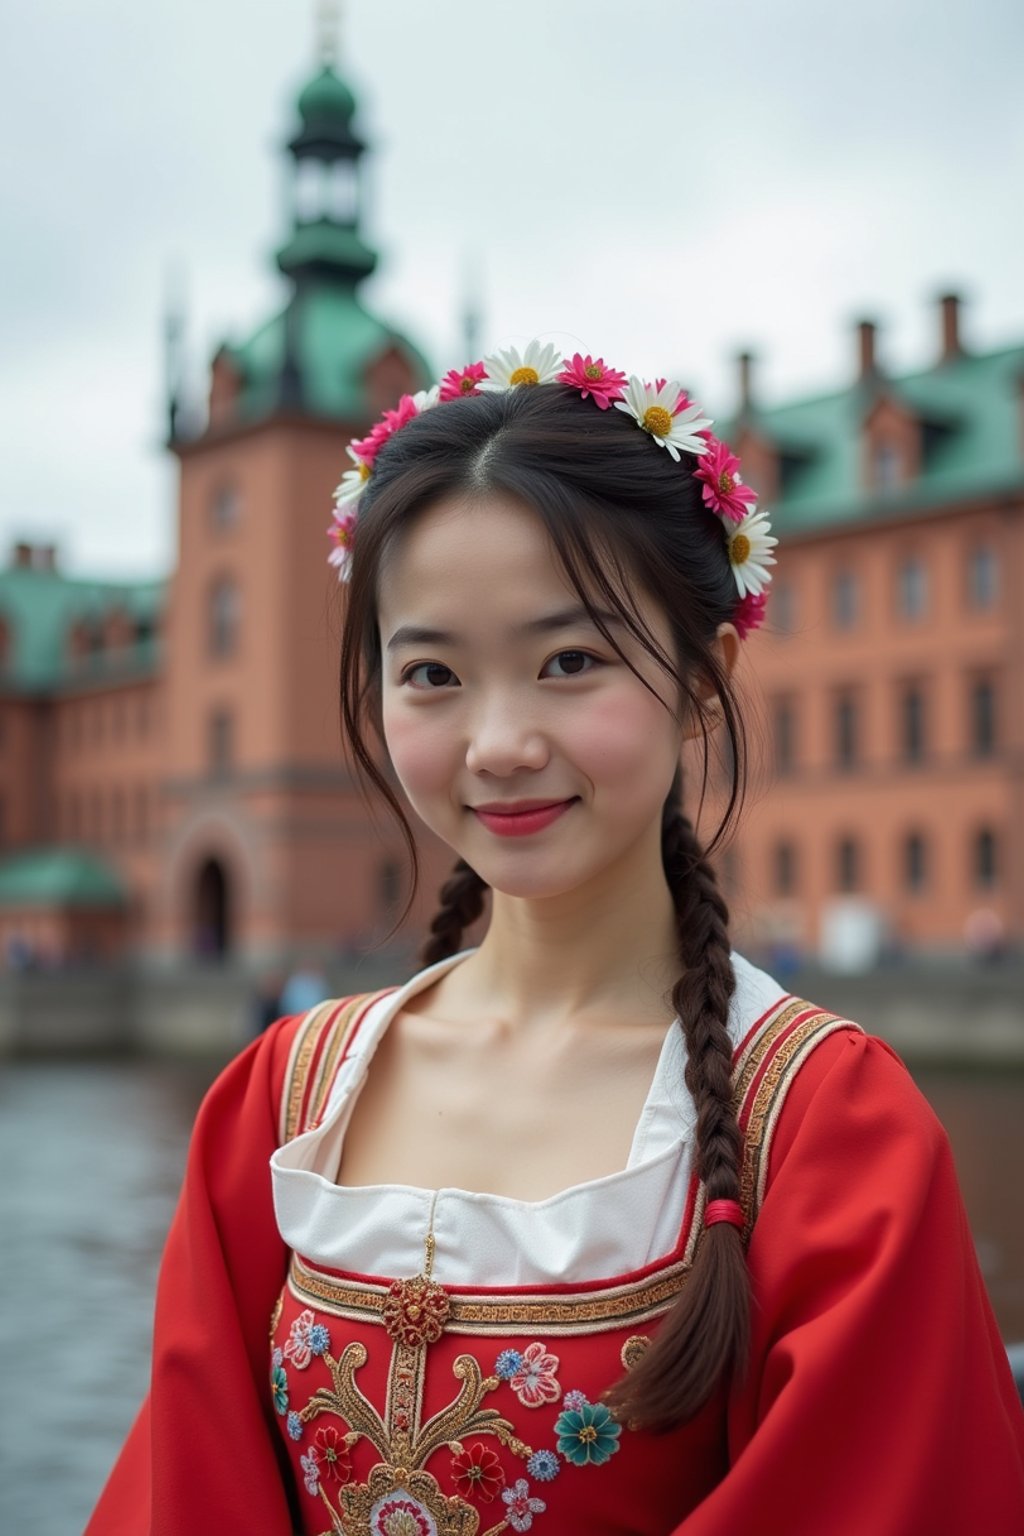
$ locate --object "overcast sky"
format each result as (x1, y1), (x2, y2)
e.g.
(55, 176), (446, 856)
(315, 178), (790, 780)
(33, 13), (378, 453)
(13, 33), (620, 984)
(2, 0), (1022, 581)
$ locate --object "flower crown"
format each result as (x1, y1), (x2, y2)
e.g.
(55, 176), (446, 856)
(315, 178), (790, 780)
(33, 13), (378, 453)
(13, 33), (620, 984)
(326, 339), (777, 638)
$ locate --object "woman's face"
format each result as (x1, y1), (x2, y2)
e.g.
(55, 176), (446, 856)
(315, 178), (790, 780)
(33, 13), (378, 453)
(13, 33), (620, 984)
(377, 493), (690, 902)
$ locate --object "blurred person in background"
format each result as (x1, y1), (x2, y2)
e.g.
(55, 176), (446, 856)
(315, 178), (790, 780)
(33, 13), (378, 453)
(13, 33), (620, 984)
(87, 343), (1024, 1534)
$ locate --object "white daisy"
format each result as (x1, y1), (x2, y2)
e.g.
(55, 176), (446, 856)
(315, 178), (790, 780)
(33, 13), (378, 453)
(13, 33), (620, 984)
(410, 383), (441, 412)
(614, 377), (713, 460)
(723, 506), (778, 598)
(333, 444), (372, 506)
(478, 338), (564, 391)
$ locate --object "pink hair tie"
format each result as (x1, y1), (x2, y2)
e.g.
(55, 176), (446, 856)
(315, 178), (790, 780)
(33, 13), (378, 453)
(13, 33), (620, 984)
(704, 1199), (745, 1231)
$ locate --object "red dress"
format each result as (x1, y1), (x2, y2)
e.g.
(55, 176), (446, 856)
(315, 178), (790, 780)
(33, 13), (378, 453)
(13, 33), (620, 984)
(86, 983), (1024, 1535)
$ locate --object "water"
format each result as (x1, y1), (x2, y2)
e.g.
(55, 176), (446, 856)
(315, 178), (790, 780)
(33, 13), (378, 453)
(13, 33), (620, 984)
(1, 1057), (1021, 1534)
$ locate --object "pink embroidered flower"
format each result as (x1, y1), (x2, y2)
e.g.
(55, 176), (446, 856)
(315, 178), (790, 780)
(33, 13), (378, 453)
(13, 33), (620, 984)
(693, 435), (758, 524)
(439, 361), (488, 400)
(509, 1341), (561, 1407)
(300, 1445), (320, 1497)
(733, 588), (768, 638)
(313, 1424), (352, 1484)
(501, 1477), (546, 1532)
(556, 352), (627, 409)
(284, 1308), (319, 1369)
(451, 1441), (505, 1501)
(561, 1388), (589, 1412)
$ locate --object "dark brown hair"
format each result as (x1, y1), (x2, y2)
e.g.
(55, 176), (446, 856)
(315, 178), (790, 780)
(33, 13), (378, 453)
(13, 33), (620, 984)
(338, 383), (750, 1431)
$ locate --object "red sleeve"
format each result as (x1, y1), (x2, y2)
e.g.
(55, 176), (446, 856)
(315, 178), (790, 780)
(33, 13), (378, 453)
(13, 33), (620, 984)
(86, 1015), (304, 1535)
(671, 1029), (1024, 1535)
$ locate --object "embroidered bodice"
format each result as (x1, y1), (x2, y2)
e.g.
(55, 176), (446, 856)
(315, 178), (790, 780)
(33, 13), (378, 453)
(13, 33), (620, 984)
(266, 956), (857, 1535)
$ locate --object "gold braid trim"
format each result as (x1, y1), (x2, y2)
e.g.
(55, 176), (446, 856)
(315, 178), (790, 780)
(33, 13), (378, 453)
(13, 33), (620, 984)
(280, 992), (391, 1144)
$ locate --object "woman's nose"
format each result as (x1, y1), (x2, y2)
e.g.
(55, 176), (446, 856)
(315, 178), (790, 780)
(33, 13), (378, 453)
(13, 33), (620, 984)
(464, 697), (550, 777)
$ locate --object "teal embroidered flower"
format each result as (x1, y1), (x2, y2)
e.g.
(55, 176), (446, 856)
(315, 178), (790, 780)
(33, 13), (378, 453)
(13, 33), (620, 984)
(555, 1401), (621, 1466)
(271, 1364), (289, 1415)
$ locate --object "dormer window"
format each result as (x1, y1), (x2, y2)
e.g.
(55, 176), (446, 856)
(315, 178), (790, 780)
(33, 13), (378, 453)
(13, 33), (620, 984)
(874, 440), (902, 490)
(896, 556), (928, 621)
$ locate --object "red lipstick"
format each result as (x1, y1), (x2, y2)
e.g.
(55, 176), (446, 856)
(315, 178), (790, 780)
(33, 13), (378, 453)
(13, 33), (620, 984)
(472, 798), (577, 838)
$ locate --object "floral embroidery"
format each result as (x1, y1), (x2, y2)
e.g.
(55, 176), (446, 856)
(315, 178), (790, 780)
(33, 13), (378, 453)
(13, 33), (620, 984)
(526, 1448), (560, 1482)
(501, 1476), (546, 1532)
(300, 1445), (320, 1497)
(286, 1410), (304, 1442)
(382, 1274), (451, 1347)
(495, 1348), (524, 1381)
(369, 1491), (435, 1534)
(269, 1293), (283, 1342)
(509, 1342), (561, 1408)
(314, 1423), (352, 1484)
(620, 1334), (651, 1371)
(284, 1307), (325, 1370)
(555, 1401), (622, 1467)
(450, 1440), (505, 1502)
(271, 1363), (289, 1415)
(271, 1346), (283, 1369)
(561, 1388), (588, 1412)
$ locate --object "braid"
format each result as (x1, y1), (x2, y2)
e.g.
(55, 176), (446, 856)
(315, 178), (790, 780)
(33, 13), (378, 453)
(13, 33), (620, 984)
(420, 859), (488, 967)
(603, 794), (750, 1432)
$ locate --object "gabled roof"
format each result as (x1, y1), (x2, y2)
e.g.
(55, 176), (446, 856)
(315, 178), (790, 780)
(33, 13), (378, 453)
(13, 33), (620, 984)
(0, 847), (126, 908)
(0, 566), (165, 694)
(723, 342), (1024, 535)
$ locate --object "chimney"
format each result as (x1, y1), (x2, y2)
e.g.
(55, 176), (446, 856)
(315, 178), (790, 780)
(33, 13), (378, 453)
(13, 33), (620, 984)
(35, 544), (57, 572)
(12, 541), (33, 569)
(736, 350), (755, 414)
(938, 292), (964, 363)
(856, 318), (879, 381)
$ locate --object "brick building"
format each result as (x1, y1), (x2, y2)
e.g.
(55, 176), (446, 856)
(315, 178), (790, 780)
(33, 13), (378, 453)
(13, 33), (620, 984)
(0, 52), (1021, 970)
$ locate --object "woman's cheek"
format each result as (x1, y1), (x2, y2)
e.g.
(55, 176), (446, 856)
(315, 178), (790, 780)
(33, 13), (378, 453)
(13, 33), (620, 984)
(383, 705), (458, 813)
(569, 690), (677, 793)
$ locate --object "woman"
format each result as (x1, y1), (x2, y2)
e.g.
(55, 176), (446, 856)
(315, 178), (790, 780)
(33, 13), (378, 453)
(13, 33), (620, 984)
(88, 343), (1024, 1534)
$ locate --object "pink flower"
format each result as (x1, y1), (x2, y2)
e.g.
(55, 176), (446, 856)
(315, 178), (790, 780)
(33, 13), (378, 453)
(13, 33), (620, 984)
(694, 435), (758, 524)
(351, 392), (421, 464)
(327, 505), (358, 581)
(439, 361), (488, 400)
(501, 1478), (546, 1532)
(733, 588), (768, 638)
(509, 1341), (561, 1407)
(283, 1308), (317, 1369)
(556, 352), (627, 409)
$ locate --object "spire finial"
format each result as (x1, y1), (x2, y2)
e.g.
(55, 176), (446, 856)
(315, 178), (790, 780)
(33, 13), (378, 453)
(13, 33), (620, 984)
(316, 0), (340, 68)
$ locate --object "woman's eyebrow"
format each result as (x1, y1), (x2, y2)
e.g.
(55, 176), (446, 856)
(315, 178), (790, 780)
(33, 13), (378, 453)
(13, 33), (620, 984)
(385, 606), (624, 652)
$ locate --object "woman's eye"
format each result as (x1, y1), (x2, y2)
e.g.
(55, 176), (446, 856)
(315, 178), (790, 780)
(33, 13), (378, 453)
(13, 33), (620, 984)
(403, 662), (458, 689)
(543, 650), (597, 679)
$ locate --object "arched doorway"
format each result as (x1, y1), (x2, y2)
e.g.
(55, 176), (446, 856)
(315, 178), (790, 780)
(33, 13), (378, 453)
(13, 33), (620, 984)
(193, 856), (231, 959)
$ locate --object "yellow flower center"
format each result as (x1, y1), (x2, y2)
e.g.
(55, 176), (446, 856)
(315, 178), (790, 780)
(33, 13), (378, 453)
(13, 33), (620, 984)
(459, 376), (476, 393)
(718, 470), (734, 494)
(578, 1425), (599, 1443)
(509, 366), (540, 386)
(642, 405), (673, 437)
(406, 1304), (421, 1319)
(584, 364), (603, 379)
(730, 533), (751, 565)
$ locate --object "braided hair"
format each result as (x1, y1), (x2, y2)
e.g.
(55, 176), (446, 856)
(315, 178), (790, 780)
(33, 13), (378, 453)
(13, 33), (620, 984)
(339, 383), (752, 1429)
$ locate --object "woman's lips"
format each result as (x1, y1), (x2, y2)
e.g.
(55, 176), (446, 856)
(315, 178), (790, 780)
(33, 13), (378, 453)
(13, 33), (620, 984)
(471, 798), (577, 838)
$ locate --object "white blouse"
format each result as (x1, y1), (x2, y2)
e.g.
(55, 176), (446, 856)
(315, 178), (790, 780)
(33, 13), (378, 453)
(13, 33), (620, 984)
(270, 950), (788, 1288)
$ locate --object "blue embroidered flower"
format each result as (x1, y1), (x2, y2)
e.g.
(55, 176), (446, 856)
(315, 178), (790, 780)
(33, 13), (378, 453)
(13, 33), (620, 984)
(286, 1410), (304, 1441)
(555, 1401), (622, 1467)
(308, 1322), (331, 1357)
(271, 1364), (289, 1415)
(271, 1346), (284, 1370)
(495, 1348), (524, 1380)
(526, 1449), (560, 1482)
(561, 1388), (589, 1412)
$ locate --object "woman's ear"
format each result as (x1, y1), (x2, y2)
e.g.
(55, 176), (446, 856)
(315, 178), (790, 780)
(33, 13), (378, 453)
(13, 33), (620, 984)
(681, 623), (740, 739)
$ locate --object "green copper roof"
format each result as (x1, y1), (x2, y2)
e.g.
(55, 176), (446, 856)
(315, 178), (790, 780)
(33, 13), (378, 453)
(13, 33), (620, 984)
(0, 847), (126, 908)
(721, 341), (1024, 535)
(226, 282), (431, 424)
(0, 566), (165, 693)
(298, 65), (357, 131)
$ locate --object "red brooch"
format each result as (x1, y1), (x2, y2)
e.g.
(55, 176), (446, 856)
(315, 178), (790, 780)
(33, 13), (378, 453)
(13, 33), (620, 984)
(382, 1274), (451, 1347)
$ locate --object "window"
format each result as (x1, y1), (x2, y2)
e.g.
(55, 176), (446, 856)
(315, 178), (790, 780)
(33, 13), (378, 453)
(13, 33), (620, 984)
(209, 708), (233, 777)
(901, 683), (926, 764)
(211, 483), (241, 531)
(970, 678), (996, 758)
(771, 581), (796, 635)
(967, 544), (998, 610)
(896, 556), (928, 620)
(831, 568), (859, 630)
(874, 441), (902, 490)
(773, 697), (796, 776)
(835, 690), (858, 770)
(974, 827), (997, 889)
(903, 831), (927, 892)
(836, 835), (860, 893)
(209, 577), (240, 659)
(773, 839), (797, 896)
